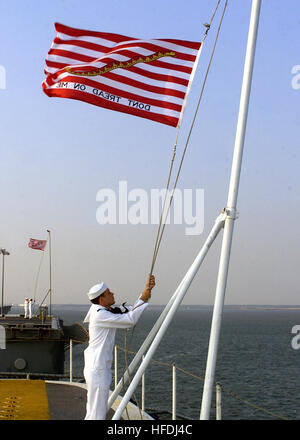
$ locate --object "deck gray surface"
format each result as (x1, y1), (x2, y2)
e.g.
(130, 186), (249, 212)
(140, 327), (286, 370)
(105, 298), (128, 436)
(0, 316), (52, 327)
(46, 382), (114, 420)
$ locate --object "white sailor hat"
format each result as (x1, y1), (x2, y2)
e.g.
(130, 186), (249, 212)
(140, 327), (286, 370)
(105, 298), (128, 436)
(87, 282), (108, 300)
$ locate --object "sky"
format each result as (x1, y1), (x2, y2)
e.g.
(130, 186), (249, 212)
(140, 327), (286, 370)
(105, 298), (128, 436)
(0, 0), (299, 306)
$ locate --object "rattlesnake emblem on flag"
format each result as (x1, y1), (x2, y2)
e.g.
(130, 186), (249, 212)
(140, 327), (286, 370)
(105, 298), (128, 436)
(65, 51), (176, 77)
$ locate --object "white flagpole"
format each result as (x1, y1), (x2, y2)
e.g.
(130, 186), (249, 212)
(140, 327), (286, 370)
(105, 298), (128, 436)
(47, 229), (52, 316)
(112, 212), (226, 420)
(200, 0), (261, 420)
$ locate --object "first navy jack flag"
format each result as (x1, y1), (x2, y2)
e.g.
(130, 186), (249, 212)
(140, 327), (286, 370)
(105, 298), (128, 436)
(43, 23), (202, 127)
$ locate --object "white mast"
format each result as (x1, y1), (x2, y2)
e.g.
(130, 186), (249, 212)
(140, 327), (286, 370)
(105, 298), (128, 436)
(200, 0), (262, 420)
(47, 229), (52, 316)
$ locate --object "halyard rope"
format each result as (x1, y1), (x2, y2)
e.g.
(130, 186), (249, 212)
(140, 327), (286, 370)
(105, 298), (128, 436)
(149, 0), (228, 275)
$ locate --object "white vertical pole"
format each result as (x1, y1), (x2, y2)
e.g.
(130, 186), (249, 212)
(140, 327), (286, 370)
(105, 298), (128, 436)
(69, 339), (73, 383)
(0, 249), (10, 317)
(200, 0), (261, 420)
(114, 345), (118, 389)
(141, 355), (145, 412)
(172, 364), (177, 420)
(216, 383), (222, 420)
(47, 229), (52, 316)
(1, 252), (5, 317)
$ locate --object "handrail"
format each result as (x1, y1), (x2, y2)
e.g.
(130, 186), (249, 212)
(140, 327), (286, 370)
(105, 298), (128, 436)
(112, 344), (289, 421)
(63, 340), (290, 421)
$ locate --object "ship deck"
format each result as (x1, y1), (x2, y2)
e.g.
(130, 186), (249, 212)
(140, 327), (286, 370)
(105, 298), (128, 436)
(0, 315), (56, 328)
(0, 379), (152, 420)
(46, 382), (115, 420)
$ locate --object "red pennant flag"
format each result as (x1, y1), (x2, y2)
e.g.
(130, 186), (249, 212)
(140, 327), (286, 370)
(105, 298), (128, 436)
(28, 239), (47, 251)
(42, 23), (202, 128)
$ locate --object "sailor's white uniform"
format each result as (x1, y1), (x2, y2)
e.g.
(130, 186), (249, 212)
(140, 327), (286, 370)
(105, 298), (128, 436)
(24, 299), (29, 318)
(83, 298), (148, 420)
(29, 299), (34, 319)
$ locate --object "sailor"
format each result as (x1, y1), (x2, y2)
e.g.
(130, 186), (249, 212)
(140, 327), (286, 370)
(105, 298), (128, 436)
(29, 298), (34, 319)
(24, 298), (29, 319)
(83, 274), (155, 420)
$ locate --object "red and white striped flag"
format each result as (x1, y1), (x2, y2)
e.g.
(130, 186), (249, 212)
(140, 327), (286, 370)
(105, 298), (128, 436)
(43, 23), (202, 128)
(28, 239), (47, 251)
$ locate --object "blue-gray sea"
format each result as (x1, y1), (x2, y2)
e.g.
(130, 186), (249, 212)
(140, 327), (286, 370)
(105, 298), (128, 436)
(51, 304), (300, 420)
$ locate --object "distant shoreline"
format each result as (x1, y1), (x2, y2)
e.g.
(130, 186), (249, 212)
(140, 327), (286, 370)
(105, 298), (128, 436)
(238, 306), (300, 311)
(7, 304), (300, 311)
